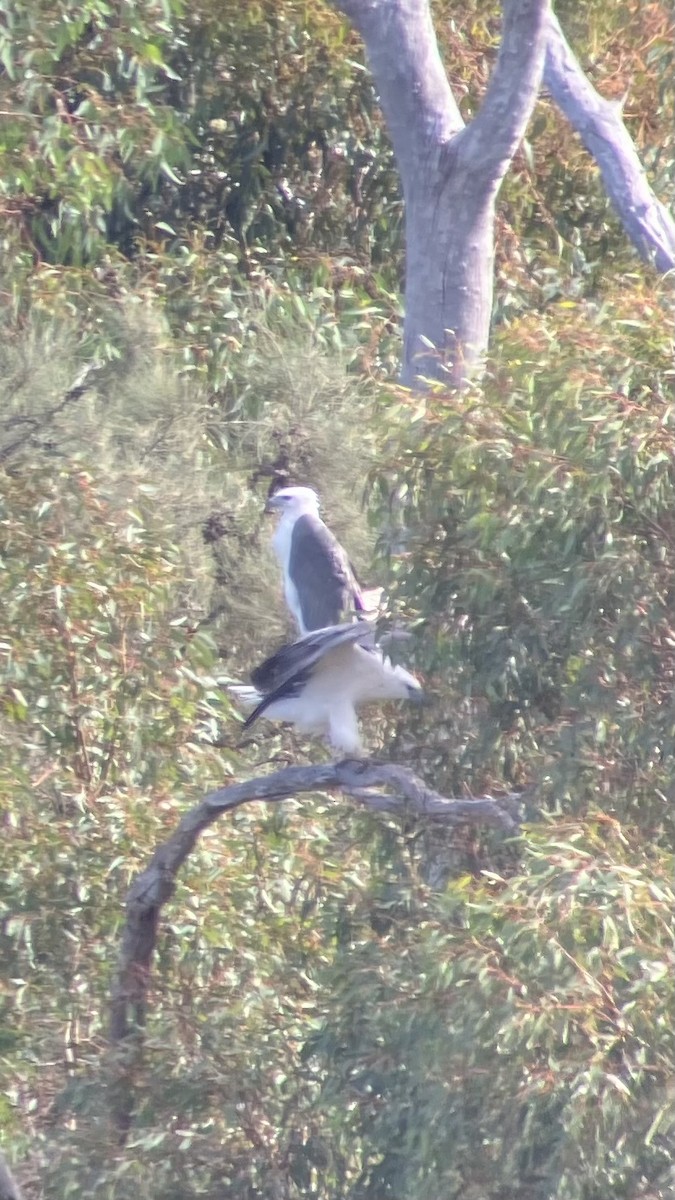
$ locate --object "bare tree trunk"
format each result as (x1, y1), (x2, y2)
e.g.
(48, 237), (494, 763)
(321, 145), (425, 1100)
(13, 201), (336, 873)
(543, 12), (675, 274)
(334, 0), (674, 386)
(336, 0), (550, 387)
(108, 758), (520, 1139)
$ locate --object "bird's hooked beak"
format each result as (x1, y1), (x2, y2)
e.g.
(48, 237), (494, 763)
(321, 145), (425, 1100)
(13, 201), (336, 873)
(264, 495), (284, 515)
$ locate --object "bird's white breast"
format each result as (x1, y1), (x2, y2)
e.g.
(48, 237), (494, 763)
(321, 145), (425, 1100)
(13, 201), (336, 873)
(272, 515), (304, 632)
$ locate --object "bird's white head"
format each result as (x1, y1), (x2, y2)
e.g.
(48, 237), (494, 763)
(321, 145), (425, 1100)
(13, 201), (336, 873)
(388, 664), (425, 703)
(367, 653), (425, 704)
(265, 486), (321, 519)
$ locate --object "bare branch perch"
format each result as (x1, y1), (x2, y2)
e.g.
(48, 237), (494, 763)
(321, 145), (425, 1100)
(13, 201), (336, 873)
(109, 759), (520, 1139)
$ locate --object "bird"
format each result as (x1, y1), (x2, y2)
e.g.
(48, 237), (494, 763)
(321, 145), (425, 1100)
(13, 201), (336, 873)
(231, 623), (424, 755)
(265, 486), (368, 634)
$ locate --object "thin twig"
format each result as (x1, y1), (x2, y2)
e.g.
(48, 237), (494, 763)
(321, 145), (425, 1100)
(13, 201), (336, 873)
(0, 362), (102, 463)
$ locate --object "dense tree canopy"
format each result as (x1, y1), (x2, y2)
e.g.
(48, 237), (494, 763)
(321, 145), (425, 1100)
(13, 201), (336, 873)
(1, 2), (674, 1197)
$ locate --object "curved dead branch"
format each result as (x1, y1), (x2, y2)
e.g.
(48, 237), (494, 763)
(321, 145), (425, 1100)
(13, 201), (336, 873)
(109, 759), (520, 1139)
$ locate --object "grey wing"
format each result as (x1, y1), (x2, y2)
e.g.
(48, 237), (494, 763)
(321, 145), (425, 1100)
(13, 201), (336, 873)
(250, 623), (375, 694)
(243, 668), (310, 730)
(348, 559), (367, 614)
(289, 513), (364, 631)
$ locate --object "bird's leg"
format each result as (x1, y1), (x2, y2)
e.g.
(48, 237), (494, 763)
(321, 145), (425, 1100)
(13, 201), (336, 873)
(328, 705), (363, 757)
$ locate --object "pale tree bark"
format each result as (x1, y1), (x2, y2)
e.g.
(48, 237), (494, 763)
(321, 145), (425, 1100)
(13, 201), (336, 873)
(108, 758), (520, 1138)
(543, 11), (675, 273)
(334, 0), (675, 386)
(336, 0), (550, 387)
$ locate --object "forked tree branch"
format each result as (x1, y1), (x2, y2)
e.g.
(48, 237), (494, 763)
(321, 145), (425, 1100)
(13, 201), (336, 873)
(334, 0), (674, 275)
(456, 0), (549, 185)
(108, 759), (520, 1139)
(333, 0), (463, 180)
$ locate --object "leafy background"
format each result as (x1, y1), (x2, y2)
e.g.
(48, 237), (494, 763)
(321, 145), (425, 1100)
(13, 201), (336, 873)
(1, 0), (674, 1196)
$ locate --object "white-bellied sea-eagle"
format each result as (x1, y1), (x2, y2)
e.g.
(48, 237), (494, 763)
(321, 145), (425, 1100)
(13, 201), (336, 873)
(265, 486), (366, 633)
(232, 623), (423, 754)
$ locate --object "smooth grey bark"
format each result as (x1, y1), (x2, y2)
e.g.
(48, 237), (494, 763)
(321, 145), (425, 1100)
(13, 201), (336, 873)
(333, 0), (674, 386)
(336, 0), (550, 387)
(543, 11), (675, 273)
(109, 758), (520, 1138)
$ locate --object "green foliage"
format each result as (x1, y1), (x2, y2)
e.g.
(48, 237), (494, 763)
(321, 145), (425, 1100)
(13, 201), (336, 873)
(309, 821), (675, 1200)
(373, 288), (675, 843)
(0, 462), (237, 1187)
(3, 301), (675, 1198)
(0, 298), (385, 673)
(0, 0), (671, 390)
(0, 0), (401, 275)
(0, 466), (226, 791)
(1, 3), (674, 1197)
(166, 0), (400, 263)
(0, 461), (406, 1200)
(0, 0), (192, 265)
